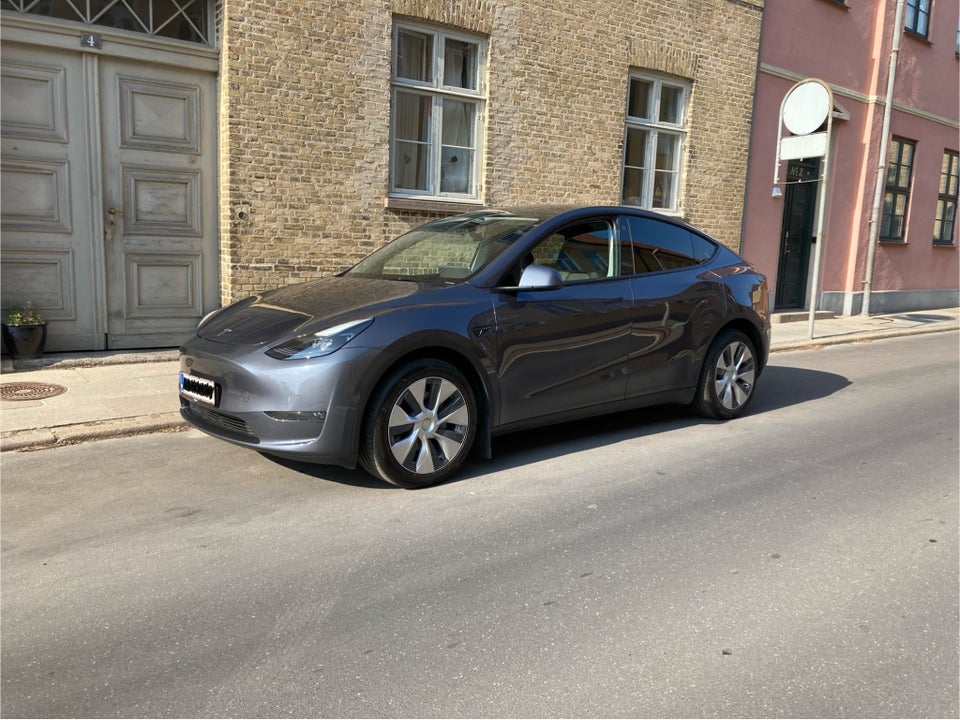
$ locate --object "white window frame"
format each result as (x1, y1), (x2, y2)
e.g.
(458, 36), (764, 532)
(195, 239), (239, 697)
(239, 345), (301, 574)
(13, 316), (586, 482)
(621, 72), (690, 214)
(390, 22), (486, 202)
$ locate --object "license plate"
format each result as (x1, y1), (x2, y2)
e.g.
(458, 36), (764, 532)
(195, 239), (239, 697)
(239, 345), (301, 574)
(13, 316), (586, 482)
(179, 372), (218, 406)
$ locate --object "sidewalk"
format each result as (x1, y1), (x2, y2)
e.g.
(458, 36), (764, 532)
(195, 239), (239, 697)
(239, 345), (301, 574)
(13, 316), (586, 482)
(2, 308), (957, 453)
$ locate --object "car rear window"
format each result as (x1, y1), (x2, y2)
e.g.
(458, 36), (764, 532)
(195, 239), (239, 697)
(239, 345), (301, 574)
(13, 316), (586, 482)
(623, 216), (716, 273)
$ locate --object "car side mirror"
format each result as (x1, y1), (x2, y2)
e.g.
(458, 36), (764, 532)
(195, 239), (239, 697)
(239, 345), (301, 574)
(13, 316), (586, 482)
(496, 263), (563, 292)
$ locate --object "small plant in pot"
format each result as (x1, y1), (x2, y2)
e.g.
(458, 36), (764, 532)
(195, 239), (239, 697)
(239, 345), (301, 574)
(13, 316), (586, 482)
(2, 302), (48, 360)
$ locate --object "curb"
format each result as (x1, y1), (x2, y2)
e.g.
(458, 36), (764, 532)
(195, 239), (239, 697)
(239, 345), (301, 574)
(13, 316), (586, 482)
(1, 412), (188, 453)
(769, 321), (957, 353)
(1, 349), (179, 374)
(1, 323), (956, 453)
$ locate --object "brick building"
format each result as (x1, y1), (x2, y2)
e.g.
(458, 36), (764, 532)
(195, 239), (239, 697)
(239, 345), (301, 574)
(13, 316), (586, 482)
(1, 0), (764, 352)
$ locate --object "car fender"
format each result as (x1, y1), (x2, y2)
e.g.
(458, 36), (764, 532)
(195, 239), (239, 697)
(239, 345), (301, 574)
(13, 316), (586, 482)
(343, 326), (499, 461)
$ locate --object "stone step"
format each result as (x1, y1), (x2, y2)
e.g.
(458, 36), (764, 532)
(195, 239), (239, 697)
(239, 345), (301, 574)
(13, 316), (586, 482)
(771, 310), (836, 324)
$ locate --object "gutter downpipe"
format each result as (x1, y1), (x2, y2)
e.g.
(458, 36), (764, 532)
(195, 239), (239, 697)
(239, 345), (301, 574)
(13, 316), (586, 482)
(862, 0), (906, 316)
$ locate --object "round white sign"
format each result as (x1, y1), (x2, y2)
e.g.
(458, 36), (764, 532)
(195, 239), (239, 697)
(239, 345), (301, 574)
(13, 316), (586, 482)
(782, 81), (831, 136)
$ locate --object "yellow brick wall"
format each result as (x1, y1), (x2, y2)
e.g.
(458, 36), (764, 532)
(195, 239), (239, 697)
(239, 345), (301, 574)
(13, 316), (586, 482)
(219, 0), (764, 302)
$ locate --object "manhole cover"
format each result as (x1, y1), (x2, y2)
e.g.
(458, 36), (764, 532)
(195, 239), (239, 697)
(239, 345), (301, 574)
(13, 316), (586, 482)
(1, 382), (68, 401)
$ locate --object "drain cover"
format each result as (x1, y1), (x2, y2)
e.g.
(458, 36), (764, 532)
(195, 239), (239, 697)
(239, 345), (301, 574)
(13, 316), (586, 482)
(1, 382), (68, 401)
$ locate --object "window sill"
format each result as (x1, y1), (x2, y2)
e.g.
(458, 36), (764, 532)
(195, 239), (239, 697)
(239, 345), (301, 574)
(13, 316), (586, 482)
(385, 197), (484, 214)
(903, 29), (932, 45)
(933, 242), (957, 248)
(622, 203), (685, 219)
(879, 239), (908, 245)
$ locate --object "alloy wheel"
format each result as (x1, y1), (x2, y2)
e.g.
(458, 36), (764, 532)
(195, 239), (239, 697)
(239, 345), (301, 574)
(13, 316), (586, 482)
(713, 340), (756, 411)
(387, 376), (471, 475)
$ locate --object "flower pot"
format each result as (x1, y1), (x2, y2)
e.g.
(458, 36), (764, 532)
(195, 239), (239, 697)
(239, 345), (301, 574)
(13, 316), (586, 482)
(1, 323), (48, 360)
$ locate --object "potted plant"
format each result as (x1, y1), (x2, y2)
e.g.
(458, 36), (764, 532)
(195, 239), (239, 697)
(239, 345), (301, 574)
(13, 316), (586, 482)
(1, 302), (48, 359)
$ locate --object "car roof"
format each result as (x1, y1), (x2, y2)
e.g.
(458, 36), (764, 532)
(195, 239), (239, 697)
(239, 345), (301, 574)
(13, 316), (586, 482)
(494, 205), (580, 222)
(475, 204), (701, 231)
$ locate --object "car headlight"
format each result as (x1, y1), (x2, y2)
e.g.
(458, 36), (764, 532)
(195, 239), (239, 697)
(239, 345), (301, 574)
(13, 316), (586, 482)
(266, 318), (373, 360)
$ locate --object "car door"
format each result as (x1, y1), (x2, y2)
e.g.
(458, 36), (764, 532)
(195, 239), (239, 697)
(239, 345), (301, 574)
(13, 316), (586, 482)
(491, 216), (636, 426)
(621, 214), (726, 398)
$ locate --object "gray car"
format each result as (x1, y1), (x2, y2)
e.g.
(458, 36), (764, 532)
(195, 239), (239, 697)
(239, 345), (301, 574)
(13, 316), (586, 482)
(179, 205), (770, 488)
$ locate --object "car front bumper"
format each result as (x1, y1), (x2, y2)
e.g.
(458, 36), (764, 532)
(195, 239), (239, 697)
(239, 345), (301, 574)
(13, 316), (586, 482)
(178, 336), (379, 468)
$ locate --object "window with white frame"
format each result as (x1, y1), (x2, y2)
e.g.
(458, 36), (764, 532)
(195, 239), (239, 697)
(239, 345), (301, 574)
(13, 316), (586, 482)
(390, 23), (486, 201)
(621, 73), (690, 212)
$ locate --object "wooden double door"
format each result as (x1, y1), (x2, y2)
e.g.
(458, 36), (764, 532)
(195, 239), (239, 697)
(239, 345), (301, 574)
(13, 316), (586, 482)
(1, 38), (218, 351)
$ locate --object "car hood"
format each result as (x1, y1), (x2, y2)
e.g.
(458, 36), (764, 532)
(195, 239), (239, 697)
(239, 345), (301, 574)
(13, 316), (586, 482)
(197, 276), (417, 345)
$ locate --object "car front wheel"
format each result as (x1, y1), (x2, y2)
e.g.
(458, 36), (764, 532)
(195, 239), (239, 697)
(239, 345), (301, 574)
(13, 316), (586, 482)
(360, 359), (477, 488)
(693, 329), (758, 419)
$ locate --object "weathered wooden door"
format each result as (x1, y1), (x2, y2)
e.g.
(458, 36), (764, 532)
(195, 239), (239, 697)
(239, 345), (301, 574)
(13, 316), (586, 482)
(1, 30), (217, 351)
(99, 56), (218, 348)
(1, 43), (101, 350)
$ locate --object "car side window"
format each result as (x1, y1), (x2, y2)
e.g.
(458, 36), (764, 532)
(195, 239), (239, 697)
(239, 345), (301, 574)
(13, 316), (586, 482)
(689, 232), (716, 262)
(525, 218), (629, 282)
(623, 215), (716, 274)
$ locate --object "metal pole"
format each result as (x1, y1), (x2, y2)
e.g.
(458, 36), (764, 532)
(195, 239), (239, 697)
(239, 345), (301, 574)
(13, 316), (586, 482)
(808, 87), (834, 340)
(862, 0), (906, 316)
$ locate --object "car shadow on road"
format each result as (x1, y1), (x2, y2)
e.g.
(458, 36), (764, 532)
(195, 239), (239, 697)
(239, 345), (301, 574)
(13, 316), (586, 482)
(264, 364), (850, 489)
(747, 363), (851, 414)
(457, 363), (851, 483)
(262, 453), (392, 489)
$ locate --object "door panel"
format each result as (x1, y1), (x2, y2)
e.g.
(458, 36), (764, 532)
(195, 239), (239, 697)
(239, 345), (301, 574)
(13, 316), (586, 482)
(492, 217), (637, 426)
(101, 58), (217, 348)
(621, 214), (725, 397)
(0, 44), (102, 350)
(625, 272), (723, 397)
(493, 279), (636, 426)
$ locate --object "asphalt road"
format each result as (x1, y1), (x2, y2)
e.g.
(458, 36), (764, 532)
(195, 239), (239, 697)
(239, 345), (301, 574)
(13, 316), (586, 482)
(2, 333), (957, 718)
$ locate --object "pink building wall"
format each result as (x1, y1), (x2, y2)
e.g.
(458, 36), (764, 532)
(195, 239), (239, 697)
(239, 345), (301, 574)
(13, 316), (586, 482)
(742, 0), (959, 315)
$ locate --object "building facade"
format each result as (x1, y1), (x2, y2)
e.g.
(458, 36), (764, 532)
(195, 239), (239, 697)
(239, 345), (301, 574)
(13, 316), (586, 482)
(1, 0), (764, 352)
(742, 0), (959, 316)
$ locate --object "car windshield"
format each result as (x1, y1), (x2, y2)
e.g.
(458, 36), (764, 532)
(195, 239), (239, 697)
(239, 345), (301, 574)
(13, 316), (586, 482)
(345, 214), (538, 283)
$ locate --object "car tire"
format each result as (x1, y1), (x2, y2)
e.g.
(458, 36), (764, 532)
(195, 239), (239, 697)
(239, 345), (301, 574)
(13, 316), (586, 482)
(360, 359), (477, 488)
(693, 329), (758, 420)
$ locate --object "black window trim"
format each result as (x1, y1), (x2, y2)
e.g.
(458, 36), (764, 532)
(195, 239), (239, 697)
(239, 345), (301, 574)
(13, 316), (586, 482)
(904, 0), (932, 40)
(880, 136), (916, 244)
(934, 149), (959, 246)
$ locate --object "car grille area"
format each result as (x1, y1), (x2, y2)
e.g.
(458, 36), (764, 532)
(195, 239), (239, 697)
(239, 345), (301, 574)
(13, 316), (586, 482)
(182, 399), (259, 442)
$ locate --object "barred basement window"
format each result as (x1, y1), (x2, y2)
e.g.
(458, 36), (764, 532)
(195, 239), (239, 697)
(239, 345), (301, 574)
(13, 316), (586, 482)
(390, 22), (486, 201)
(934, 150), (958, 245)
(2, 0), (211, 45)
(880, 137), (915, 243)
(621, 73), (689, 213)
